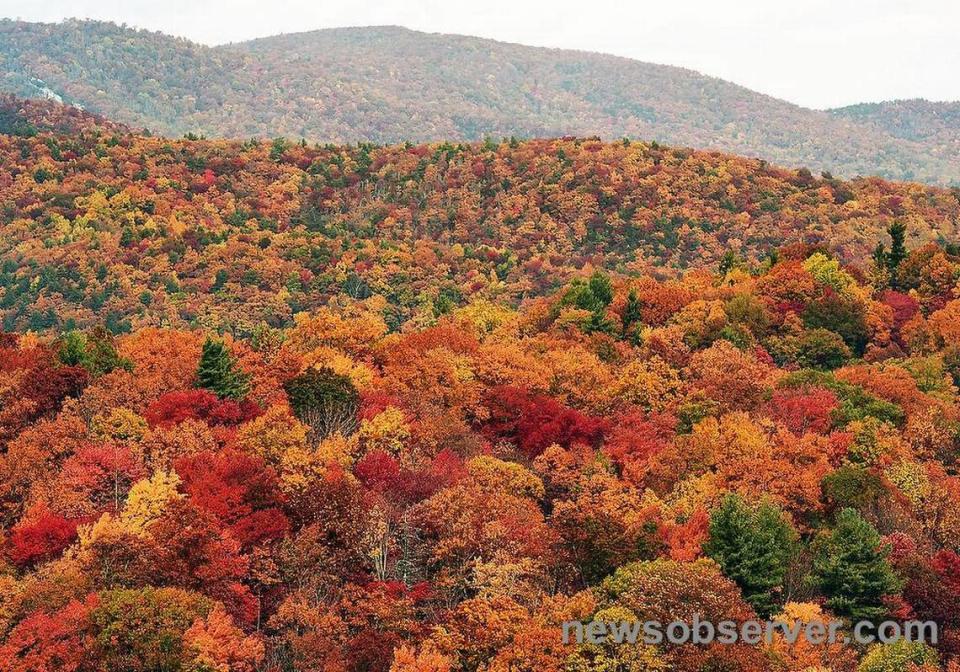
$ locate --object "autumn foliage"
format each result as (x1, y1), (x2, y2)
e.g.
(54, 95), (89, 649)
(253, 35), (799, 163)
(3, 100), (960, 670)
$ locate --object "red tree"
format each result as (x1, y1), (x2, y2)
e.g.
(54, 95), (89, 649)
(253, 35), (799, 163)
(147, 499), (256, 625)
(144, 389), (261, 429)
(482, 386), (607, 458)
(174, 449), (289, 550)
(763, 387), (838, 435)
(9, 505), (79, 568)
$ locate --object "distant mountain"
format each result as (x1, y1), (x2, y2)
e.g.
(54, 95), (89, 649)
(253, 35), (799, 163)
(830, 99), (960, 164)
(1, 19), (959, 184)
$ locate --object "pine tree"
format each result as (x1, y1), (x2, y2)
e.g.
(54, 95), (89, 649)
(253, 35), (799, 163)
(57, 331), (89, 369)
(587, 271), (613, 309)
(809, 508), (901, 622)
(703, 494), (798, 617)
(885, 221), (908, 288)
(718, 250), (738, 276)
(196, 337), (250, 400)
(621, 289), (643, 340)
(872, 222), (908, 289)
(886, 221), (907, 273)
(872, 241), (887, 269)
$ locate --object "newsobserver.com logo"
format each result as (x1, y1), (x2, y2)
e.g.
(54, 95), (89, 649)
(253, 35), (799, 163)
(562, 616), (938, 646)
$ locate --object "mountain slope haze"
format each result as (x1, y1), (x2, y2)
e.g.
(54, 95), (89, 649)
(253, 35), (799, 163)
(1, 19), (958, 184)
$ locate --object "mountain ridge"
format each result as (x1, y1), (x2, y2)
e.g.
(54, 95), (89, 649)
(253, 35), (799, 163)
(1, 19), (958, 184)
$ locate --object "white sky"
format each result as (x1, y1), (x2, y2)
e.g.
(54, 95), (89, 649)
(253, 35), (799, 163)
(1, 0), (957, 109)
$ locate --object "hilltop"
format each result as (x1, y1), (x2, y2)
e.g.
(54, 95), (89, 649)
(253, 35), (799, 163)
(1, 19), (959, 184)
(1, 96), (959, 334)
(831, 99), (960, 160)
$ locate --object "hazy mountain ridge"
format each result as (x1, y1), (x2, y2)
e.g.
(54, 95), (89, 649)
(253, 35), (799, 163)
(830, 100), (960, 167)
(1, 19), (959, 184)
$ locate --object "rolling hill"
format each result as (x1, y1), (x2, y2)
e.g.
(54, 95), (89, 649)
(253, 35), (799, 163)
(830, 99), (960, 164)
(1, 19), (959, 185)
(4, 97), (960, 672)
(6, 17), (960, 672)
(1, 94), (959, 335)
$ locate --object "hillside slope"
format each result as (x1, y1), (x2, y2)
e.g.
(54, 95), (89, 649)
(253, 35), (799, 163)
(1, 19), (958, 184)
(1, 96), (959, 335)
(831, 99), (960, 163)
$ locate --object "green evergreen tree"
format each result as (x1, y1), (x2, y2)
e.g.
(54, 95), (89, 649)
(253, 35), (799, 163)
(872, 222), (908, 289)
(718, 250), (738, 276)
(557, 271), (617, 335)
(620, 289), (643, 340)
(58, 331), (90, 368)
(119, 226), (137, 247)
(561, 271), (612, 314)
(587, 271), (613, 309)
(195, 337), (250, 400)
(703, 494), (798, 617)
(886, 221), (907, 281)
(269, 137), (289, 161)
(809, 508), (901, 622)
(872, 241), (887, 270)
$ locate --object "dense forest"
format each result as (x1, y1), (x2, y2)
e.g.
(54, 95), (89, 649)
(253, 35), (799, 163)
(3, 201), (960, 670)
(4, 96), (960, 670)
(2, 20), (959, 184)
(1, 96), (959, 338)
(831, 100), (960, 148)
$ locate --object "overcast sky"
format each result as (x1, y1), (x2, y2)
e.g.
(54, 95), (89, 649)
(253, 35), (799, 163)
(1, 0), (957, 109)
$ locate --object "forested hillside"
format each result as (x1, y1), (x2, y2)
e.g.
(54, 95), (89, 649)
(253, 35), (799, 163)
(2, 19), (959, 184)
(832, 100), (960, 142)
(2, 96), (959, 336)
(3, 205), (960, 670)
(831, 100), (960, 164)
(5, 96), (960, 671)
